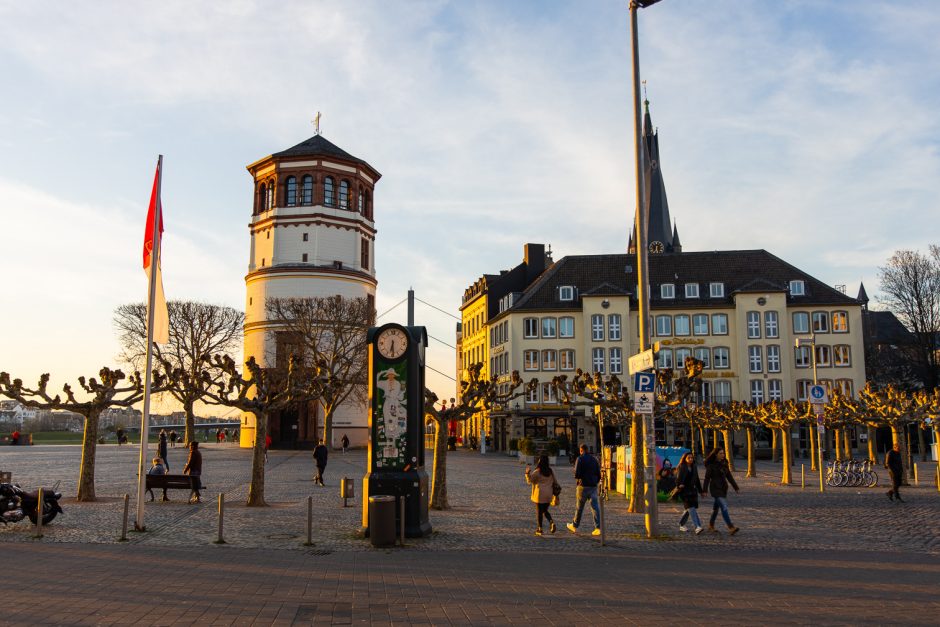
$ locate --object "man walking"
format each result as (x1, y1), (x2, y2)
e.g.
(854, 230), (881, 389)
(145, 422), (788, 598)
(313, 440), (329, 486)
(182, 441), (203, 504)
(341, 434), (349, 454)
(885, 443), (904, 502)
(567, 444), (602, 536)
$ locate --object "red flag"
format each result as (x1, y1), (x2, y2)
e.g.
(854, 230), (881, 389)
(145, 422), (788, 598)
(143, 165), (164, 269)
(143, 160), (169, 345)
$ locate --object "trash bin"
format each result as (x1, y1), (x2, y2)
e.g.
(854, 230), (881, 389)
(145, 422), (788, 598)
(368, 495), (396, 547)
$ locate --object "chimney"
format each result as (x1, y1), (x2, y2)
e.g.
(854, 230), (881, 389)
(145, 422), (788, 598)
(524, 243), (546, 285)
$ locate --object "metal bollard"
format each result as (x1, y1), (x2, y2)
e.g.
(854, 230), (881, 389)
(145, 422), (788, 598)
(33, 487), (43, 539)
(913, 463), (918, 486)
(598, 491), (606, 546)
(398, 496), (405, 547)
(119, 494), (130, 542)
(801, 464), (805, 489)
(214, 493), (226, 544)
(936, 464), (940, 493)
(304, 496), (314, 546)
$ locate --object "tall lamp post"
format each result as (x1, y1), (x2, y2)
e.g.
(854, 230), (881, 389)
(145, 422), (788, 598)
(630, 0), (662, 538)
(797, 334), (824, 492)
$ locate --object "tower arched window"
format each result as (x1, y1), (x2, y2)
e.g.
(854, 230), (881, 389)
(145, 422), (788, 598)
(285, 176), (297, 207)
(358, 187), (364, 214)
(266, 179), (274, 210)
(339, 180), (350, 210)
(324, 177), (335, 207)
(363, 190), (372, 219)
(301, 175), (313, 206)
(258, 183), (267, 214)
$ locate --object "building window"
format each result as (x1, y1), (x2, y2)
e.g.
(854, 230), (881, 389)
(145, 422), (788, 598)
(834, 345), (851, 367)
(694, 347), (710, 369)
(711, 314), (728, 335)
(710, 282), (725, 298)
(661, 284), (675, 299)
(674, 315), (691, 336)
(541, 382), (557, 404)
(768, 379), (782, 401)
(302, 232), (309, 242)
(692, 314), (709, 336)
(591, 315), (604, 341)
(746, 311), (761, 339)
(524, 350), (539, 371)
(658, 348), (673, 369)
(285, 176), (297, 206)
(361, 238), (369, 269)
(526, 385), (539, 404)
(685, 283), (699, 298)
(560, 349), (575, 371)
(676, 348), (691, 369)
(261, 258), (265, 267)
(793, 312), (809, 334)
(713, 347), (729, 369)
(323, 177), (335, 207)
(301, 175), (313, 205)
(362, 190), (372, 219)
(836, 379), (854, 397)
(302, 253), (308, 262)
(524, 318), (538, 338)
(790, 280), (805, 296)
(609, 348), (622, 374)
(559, 286), (575, 301)
(559, 317), (575, 338)
(765, 311), (779, 338)
(655, 315), (672, 337)
(608, 314), (621, 341)
(812, 311), (829, 333)
(542, 350), (557, 371)
(796, 380), (812, 402)
(794, 346), (811, 368)
(832, 311), (848, 333)
(714, 380), (731, 404)
(767, 345), (781, 372)
(339, 180), (350, 209)
(815, 344), (831, 367)
(750, 379), (765, 404)
(748, 345), (763, 373)
(592, 348), (605, 373)
(541, 317), (557, 338)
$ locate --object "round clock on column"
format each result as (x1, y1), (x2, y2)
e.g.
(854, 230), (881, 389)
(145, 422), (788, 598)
(376, 327), (408, 360)
(649, 241), (664, 254)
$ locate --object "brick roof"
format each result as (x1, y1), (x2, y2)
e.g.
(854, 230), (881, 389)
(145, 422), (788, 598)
(272, 135), (375, 171)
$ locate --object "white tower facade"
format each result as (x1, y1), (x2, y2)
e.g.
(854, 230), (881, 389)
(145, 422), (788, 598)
(241, 135), (380, 449)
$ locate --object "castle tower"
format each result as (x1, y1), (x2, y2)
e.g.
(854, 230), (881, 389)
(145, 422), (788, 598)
(242, 134), (381, 449)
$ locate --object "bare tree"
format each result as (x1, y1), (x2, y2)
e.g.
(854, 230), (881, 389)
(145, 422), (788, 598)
(265, 296), (373, 446)
(114, 301), (243, 444)
(878, 246), (940, 390)
(203, 355), (326, 506)
(0, 368), (160, 501)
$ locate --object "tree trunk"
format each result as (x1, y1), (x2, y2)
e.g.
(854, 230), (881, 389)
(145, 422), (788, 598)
(627, 416), (643, 513)
(867, 426), (876, 462)
(246, 411), (268, 506)
(183, 401), (196, 445)
(834, 429), (843, 462)
(824, 429), (833, 462)
(918, 425), (927, 462)
(771, 429), (779, 463)
(808, 425), (817, 471)
(76, 410), (101, 502)
(722, 429), (735, 472)
(429, 417), (449, 510)
(779, 427), (792, 485)
(843, 429), (852, 460)
(324, 406), (335, 449)
(746, 426), (755, 477)
(698, 427), (706, 457)
(712, 429), (719, 451)
(905, 424), (914, 479)
(689, 417), (696, 460)
(890, 424), (910, 486)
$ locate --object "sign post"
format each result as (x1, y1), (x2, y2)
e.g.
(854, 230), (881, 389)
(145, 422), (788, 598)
(633, 370), (657, 535)
(809, 384), (828, 493)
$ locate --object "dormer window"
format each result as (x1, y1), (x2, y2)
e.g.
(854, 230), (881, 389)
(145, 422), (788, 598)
(709, 282), (724, 298)
(559, 286), (575, 301)
(685, 283), (699, 298)
(661, 283), (675, 299)
(790, 280), (805, 296)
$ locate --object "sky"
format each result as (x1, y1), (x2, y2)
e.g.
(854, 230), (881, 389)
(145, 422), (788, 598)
(1, 0), (938, 410)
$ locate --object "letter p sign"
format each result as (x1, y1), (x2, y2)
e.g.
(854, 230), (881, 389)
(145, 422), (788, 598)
(634, 372), (655, 393)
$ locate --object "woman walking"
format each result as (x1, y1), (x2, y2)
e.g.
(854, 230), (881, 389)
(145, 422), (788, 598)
(158, 429), (169, 472)
(525, 455), (559, 536)
(703, 448), (740, 535)
(676, 452), (704, 535)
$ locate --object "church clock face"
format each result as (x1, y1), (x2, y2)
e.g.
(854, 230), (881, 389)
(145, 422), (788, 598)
(649, 241), (664, 254)
(376, 327), (409, 360)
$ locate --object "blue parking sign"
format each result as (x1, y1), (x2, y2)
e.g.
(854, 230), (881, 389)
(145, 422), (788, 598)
(634, 372), (655, 393)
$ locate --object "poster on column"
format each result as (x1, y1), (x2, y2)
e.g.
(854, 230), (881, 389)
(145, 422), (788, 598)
(374, 359), (408, 470)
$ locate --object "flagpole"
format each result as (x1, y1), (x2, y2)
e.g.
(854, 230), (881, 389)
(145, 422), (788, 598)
(135, 154), (163, 532)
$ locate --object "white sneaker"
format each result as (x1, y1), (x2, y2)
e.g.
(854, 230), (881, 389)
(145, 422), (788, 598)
(695, 527), (704, 535)
(566, 523), (578, 534)
(591, 528), (601, 536)
(679, 525), (688, 532)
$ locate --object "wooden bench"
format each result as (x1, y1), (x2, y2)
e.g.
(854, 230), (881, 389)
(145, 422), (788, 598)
(145, 474), (203, 502)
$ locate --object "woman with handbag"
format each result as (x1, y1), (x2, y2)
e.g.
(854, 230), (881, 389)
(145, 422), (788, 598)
(525, 455), (559, 536)
(676, 451), (704, 535)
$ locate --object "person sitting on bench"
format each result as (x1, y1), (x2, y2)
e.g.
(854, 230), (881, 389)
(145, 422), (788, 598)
(147, 457), (168, 501)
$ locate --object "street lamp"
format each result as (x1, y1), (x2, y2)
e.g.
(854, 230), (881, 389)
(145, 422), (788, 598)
(796, 334), (824, 492)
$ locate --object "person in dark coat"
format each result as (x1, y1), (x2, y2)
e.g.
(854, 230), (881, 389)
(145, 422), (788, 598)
(566, 444), (602, 535)
(158, 429), (169, 472)
(703, 448), (740, 534)
(341, 434), (349, 454)
(676, 452), (704, 534)
(313, 440), (329, 486)
(182, 441), (203, 503)
(885, 443), (904, 502)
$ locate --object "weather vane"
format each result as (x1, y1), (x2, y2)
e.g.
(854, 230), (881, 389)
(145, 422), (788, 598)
(642, 80), (648, 102)
(313, 111), (322, 135)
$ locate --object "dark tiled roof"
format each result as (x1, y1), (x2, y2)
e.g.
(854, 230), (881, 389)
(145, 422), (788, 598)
(272, 135), (373, 170)
(500, 249), (858, 315)
(862, 310), (914, 345)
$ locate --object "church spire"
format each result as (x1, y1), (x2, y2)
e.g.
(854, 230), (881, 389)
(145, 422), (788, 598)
(857, 282), (870, 310)
(630, 99), (676, 254)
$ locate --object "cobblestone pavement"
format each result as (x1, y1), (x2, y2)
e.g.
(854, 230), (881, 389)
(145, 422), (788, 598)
(1, 444), (937, 556)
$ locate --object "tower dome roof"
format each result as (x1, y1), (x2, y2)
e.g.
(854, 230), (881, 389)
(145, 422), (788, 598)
(272, 134), (371, 169)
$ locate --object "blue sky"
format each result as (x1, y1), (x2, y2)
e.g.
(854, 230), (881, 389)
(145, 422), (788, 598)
(1, 0), (937, 408)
